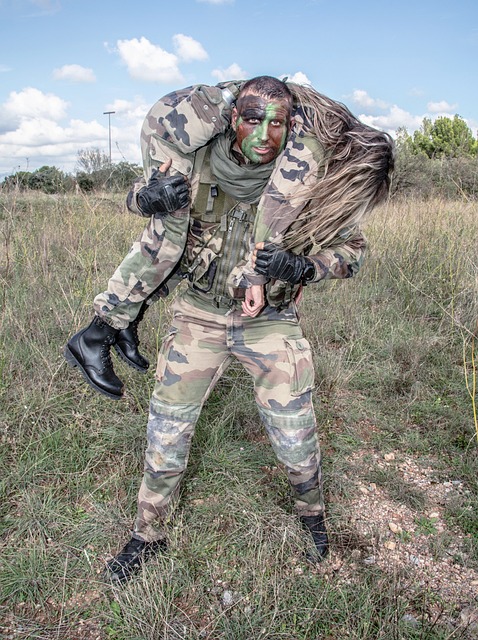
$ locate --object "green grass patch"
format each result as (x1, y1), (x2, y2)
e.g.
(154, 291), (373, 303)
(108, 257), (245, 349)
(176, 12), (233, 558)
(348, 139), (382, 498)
(1, 192), (477, 638)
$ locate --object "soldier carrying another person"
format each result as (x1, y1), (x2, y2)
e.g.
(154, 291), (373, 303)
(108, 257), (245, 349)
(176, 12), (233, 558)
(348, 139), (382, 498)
(64, 75), (394, 582)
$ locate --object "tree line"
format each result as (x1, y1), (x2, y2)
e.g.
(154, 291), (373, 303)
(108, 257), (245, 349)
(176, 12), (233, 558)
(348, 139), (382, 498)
(1, 115), (477, 199)
(1, 148), (141, 194)
(392, 114), (478, 199)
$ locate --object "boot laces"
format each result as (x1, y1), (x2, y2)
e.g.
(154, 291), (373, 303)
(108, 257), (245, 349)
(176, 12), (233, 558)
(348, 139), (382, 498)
(100, 336), (115, 367)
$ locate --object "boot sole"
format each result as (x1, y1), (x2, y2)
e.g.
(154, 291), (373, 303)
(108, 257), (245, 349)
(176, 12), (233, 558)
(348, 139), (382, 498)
(113, 344), (149, 373)
(63, 345), (124, 400)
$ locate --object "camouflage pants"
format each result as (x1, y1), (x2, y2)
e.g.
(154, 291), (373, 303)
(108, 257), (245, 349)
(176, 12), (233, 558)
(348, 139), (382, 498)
(93, 213), (189, 330)
(134, 294), (324, 542)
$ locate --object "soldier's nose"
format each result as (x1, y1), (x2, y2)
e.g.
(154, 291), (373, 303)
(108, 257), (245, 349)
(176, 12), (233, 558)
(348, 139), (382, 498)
(259, 125), (269, 142)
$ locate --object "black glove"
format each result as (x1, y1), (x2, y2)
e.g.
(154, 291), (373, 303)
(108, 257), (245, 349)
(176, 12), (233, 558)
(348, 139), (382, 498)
(137, 169), (189, 217)
(254, 243), (316, 284)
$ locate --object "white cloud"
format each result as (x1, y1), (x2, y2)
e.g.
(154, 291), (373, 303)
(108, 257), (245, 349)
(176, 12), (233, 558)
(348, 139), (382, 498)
(358, 101), (477, 137)
(359, 105), (423, 136)
(281, 72), (312, 86)
(103, 41), (116, 54)
(211, 63), (247, 82)
(427, 100), (458, 114)
(0, 118), (103, 175)
(351, 89), (389, 110)
(172, 34), (208, 62)
(104, 97), (151, 123)
(0, 113), (142, 174)
(467, 117), (478, 133)
(0, 65), (12, 73)
(197, 0), (233, 4)
(0, 86), (147, 175)
(53, 64), (96, 83)
(349, 91), (468, 136)
(0, 117), (104, 147)
(116, 37), (183, 83)
(3, 87), (69, 122)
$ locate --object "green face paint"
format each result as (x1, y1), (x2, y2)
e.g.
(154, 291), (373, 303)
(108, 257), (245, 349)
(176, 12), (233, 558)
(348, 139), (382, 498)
(234, 95), (291, 164)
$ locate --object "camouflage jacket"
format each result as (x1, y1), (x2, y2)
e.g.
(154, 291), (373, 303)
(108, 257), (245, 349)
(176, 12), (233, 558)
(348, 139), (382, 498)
(126, 82), (367, 307)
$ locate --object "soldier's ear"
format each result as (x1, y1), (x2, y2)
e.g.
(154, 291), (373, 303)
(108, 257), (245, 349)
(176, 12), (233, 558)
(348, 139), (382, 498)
(231, 106), (238, 129)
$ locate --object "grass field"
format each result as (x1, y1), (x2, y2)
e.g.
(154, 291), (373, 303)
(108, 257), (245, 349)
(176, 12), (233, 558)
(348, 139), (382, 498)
(0, 191), (477, 639)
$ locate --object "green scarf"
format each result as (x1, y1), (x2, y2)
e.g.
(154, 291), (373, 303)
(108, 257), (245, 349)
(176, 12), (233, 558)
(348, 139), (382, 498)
(209, 131), (275, 204)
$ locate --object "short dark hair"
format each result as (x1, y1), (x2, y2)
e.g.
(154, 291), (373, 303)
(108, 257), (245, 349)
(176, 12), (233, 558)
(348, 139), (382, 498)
(239, 75), (293, 108)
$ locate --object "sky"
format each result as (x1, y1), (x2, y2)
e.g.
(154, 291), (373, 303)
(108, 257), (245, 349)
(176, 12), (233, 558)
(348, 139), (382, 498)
(0, 0), (477, 178)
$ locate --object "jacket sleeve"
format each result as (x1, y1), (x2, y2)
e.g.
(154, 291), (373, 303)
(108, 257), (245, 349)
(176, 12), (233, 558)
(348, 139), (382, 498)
(126, 81), (243, 216)
(306, 226), (367, 282)
(126, 175), (147, 216)
(140, 81), (241, 179)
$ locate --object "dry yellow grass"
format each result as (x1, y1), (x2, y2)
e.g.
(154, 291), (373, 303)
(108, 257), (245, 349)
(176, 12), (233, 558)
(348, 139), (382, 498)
(0, 191), (477, 639)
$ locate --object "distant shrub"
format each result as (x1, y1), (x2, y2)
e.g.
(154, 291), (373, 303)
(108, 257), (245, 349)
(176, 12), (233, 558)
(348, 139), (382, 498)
(392, 152), (478, 199)
(0, 166), (74, 194)
(76, 172), (95, 192)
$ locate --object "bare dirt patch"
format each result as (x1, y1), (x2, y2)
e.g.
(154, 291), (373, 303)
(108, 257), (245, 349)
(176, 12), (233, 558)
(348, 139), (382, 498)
(319, 449), (478, 637)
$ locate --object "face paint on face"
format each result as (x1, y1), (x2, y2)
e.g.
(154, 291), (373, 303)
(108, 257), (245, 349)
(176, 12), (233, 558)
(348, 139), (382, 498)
(233, 95), (291, 164)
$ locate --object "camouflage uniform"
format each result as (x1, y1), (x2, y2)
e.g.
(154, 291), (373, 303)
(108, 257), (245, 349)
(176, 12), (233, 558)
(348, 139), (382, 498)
(126, 141), (365, 543)
(135, 296), (322, 542)
(93, 83), (366, 328)
(92, 82), (367, 541)
(93, 83), (240, 329)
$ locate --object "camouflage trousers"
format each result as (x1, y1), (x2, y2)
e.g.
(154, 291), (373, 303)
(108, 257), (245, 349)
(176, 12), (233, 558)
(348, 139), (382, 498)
(133, 294), (324, 542)
(93, 213), (188, 330)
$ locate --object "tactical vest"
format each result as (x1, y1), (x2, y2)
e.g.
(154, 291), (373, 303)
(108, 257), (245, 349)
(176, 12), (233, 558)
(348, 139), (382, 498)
(181, 144), (257, 308)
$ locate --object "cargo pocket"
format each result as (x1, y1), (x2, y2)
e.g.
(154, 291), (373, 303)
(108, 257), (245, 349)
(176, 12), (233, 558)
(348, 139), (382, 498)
(155, 327), (179, 383)
(283, 337), (315, 396)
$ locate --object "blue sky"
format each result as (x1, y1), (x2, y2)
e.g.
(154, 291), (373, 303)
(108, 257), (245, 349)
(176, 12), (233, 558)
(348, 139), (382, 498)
(0, 0), (477, 177)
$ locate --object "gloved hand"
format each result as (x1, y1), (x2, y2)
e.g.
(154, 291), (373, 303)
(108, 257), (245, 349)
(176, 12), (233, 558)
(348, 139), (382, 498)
(137, 168), (189, 217)
(254, 242), (316, 284)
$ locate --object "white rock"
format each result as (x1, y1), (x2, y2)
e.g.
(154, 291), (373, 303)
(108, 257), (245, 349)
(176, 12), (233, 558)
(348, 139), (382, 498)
(388, 522), (402, 534)
(401, 614), (419, 628)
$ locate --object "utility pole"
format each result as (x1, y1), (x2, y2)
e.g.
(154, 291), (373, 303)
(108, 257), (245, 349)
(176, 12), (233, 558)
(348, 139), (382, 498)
(103, 111), (115, 164)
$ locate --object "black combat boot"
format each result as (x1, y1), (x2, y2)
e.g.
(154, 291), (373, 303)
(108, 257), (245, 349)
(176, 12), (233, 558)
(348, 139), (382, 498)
(64, 316), (124, 399)
(300, 513), (329, 562)
(104, 537), (167, 584)
(113, 303), (149, 373)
